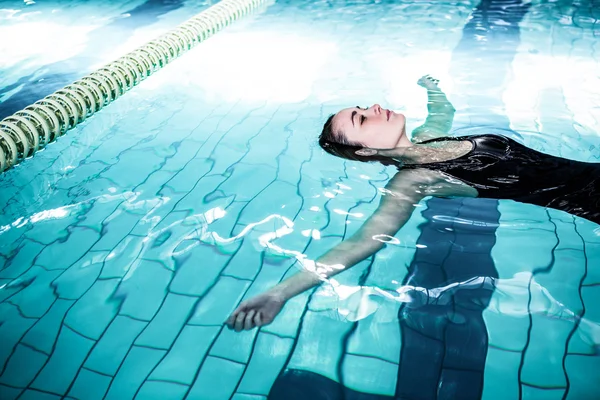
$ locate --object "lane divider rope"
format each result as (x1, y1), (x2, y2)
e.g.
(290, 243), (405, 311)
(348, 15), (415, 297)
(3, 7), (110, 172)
(0, 0), (270, 173)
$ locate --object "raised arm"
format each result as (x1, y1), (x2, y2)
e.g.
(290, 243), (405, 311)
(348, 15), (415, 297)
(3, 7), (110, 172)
(226, 169), (431, 331)
(411, 75), (456, 143)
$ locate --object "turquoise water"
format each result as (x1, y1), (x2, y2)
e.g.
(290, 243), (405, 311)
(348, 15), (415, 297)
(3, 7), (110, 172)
(0, 0), (599, 399)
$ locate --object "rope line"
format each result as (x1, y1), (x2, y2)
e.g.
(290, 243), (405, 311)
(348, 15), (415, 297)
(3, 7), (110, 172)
(0, 0), (268, 173)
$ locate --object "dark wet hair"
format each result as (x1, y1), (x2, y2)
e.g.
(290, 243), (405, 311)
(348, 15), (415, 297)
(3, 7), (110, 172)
(318, 114), (401, 167)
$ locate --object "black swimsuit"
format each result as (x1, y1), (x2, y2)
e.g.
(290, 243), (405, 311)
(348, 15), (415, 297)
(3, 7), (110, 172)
(405, 134), (600, 224)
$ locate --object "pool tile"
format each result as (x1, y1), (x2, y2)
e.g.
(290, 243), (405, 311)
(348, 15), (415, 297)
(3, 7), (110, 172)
(0, 303), (37, 372)
(136, 380), (189, 400)
(138, 208), (188, 238)
(342, 353), (397, 396)
(76, 196), (123, 233)
(521, 386), (564, 399)
(128, 202), (178, 240)
(564, 353), (600, 399)
(53, 257), (103, 300)
(483, 308), (529, 352)
(320, 204), (360, 240)
(481, 347), (520, 400)
(438, 368), (485, 400)
(210, 327), (256, 365)
(99, 236), (144, 279)
(188, 276), (250, 325)
(116, 259), (172, 321)
(67, 368), (111, 400)
(135, 293), (198, 350)
(230, 118), (282, 168)
(262, 288), (311, 338)
(207, 149), (250, 183)
(169, 244), (231, 296)
(450, 231), (499, 254)
(100, 149), (165, 189)
(0, 344), (47, 388)
(365, 245), (415, 290)
(583, 241), (600, 286)
(30, 325), (94, 395)
(492, 228), (555, 279)
(521, 316), (571, 389)
(235, 180), (303, 228)
(161, 139), (206, 173)
(54, 161), (109, 191)
(308, 260), (371, 314)
(91, 208), (143, 251)
(287, 310), (353, 383)
(566, 319), (597, 356)
(581, 286), (600, 325)
(24, 220), (71, 246)
(550, 217), (585, 248)
(104, 346), (166, 400)
(496, 201), (555, 230)
(18, 390), (62, 400)
(149, 325), (219, 384)
(231, 395), (266, 400)
(221, 164), (278, 204)
(173, 175), (227, 214)
(166, 159), (216, 194)
(84, 315), (147, 376)
(64, 278), (121, 340)
(208, 200), (249, 236)
(575, 220), (600, 245)
(187, 356), (245, 400)
(0, 239), (45, 279)
(6, 266), (61, 318)
(36, 227), (100, 270)
(534, 248), (585, 314)
(21, 299), (74, 354)
(221, 241), (263, 281)
(347, 317), (401, 365)
(0, 384), (22, 400)
(237, 333), (294, 395)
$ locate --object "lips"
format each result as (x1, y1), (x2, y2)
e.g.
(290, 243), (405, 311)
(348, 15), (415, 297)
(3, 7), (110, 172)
(386, 109), (391, 121)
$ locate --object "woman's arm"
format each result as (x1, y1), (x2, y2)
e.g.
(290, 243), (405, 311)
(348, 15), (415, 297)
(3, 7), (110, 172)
(274, 171), (424, 299)
(226, 169), (433, 331)
(411, 75), (456, 143)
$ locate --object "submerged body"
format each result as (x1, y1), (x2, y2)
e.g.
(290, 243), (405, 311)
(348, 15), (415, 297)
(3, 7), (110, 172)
(225, 76), (599, 395)
(408, 134), (600, 224)
(226, 75), (600, 334)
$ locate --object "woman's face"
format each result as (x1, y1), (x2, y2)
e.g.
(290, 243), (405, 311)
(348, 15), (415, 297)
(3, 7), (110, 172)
(332, 104), (406, 149)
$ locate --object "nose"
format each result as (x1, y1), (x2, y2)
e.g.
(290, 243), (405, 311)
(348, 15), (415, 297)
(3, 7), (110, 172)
(370, 104), (382, 114)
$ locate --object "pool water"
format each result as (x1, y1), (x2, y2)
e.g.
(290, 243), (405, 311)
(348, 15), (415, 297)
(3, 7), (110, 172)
(1, 0), (599, 399)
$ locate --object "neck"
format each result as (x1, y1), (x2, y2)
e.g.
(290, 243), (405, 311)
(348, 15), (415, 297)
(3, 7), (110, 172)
(397, 127), (413, 148)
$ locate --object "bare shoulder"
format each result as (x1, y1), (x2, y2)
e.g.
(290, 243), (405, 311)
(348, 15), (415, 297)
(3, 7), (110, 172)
(387, 167), (445, 187)
(387, 168), (478, 198)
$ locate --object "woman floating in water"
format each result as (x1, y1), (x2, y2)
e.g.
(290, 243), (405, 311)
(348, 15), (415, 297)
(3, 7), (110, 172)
(226, 75), (599, 332)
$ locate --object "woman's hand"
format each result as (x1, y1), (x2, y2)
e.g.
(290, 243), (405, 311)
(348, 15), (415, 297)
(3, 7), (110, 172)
(417, 74), (440, 90)
(226, 290), (287, 331)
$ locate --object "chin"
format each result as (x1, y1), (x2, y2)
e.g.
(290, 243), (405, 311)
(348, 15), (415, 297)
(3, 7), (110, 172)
(395, 112), (406, 123)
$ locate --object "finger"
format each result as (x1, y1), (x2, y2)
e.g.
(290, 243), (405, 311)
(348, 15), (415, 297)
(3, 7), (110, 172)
(226, 302), (247, 327)
(234, 311), (247, 332)
(244, 309), (256, 330)
(226, 310), (239, 328)
(254, 311), (263, 327)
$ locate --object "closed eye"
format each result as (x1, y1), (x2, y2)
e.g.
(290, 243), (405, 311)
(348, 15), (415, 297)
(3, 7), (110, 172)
(360, 115), (366, 125)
